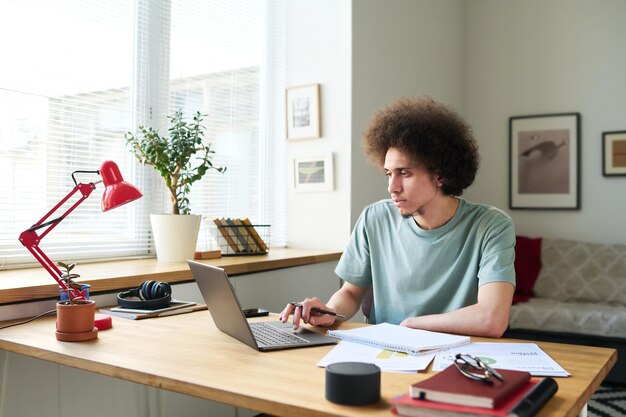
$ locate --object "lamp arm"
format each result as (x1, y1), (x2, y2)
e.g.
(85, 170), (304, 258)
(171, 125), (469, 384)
(71, 169), (99, 186)
(18, 182), (97, 300)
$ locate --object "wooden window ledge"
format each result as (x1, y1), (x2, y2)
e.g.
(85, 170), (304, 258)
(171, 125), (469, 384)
(0, 248), (341, 305)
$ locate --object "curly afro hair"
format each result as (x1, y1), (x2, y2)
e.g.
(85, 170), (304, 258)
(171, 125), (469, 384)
(363, 96), (479, 196)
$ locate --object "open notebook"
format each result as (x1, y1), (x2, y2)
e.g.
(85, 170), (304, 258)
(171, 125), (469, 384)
(327, 322), (470, 355)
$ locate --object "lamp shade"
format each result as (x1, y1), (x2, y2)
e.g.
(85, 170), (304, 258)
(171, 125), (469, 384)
(100, 160), (143, 212)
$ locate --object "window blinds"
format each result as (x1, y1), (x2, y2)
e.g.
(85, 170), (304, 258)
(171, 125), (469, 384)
(167, 0), (287, 246)
(0, 0), (286, 269)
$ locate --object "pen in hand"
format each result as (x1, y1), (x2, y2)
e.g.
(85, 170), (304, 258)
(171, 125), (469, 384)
(289, 302), (346, 318)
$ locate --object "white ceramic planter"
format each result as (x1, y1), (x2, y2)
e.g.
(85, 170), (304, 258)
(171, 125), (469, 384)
(150, 214), (202, 262)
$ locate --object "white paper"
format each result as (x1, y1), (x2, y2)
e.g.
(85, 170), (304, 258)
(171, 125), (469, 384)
(432, 342), (570, 377)
(317, 341), (435, 373)
(326, 323), (470, 355)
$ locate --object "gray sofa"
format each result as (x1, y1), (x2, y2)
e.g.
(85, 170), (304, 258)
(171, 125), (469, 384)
(505, 237), (626, 384)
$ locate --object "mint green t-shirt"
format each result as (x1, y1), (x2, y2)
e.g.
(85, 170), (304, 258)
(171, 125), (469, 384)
(335, 198), (516, 325)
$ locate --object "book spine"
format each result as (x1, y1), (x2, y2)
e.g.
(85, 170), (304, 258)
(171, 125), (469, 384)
(226, 218), (250, 252)
(508, 378), (558, 417)
(214, 218), (241, 253)
(233, 218), (260, 252)
(241, 218), (268, 251)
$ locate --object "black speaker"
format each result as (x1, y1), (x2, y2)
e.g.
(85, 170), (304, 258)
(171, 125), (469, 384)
(116, 280), (172, 310)
(325, 362), (380, 405)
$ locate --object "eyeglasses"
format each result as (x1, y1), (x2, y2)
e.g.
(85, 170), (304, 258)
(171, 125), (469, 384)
(454, 353), (504, 384)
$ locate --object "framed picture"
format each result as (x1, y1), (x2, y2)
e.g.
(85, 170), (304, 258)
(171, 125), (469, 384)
(285, 84), (320, 140)
(602, 131), (626, 176)
(509, 113), (580, 210)
(292, 153), (333, 192)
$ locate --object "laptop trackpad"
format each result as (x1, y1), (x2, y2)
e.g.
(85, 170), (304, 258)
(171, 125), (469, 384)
(264, 321), (337, 341)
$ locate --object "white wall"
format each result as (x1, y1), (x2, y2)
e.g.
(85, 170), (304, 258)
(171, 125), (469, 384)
(285, 0), (352, 250)
(463, 0), (626, 244)
(351, 0), (466, 225)
(287, 0), (626, 247)
(285, 0), (466, 250)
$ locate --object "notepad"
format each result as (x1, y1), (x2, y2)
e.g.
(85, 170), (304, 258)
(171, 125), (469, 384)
(99, 300), (205, 320)
(410, 365), (531, 408)
(326, 323), (470, 355)
(390, 381), (540, 417)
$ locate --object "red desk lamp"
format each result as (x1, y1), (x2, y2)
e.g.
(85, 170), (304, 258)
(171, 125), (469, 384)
(19, 160), (143, 301)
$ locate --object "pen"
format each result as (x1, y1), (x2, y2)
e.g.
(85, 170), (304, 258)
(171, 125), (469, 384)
(289, 302), (346, 318)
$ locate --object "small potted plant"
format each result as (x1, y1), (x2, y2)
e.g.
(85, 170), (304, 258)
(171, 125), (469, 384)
(55, 262), (98, 342)
(58, 261), (91, 302)
(125, 110), (227, 262)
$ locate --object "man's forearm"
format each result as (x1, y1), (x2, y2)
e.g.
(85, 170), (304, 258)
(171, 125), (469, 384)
(401, 281), (515, 337)
(400, 302), (510, 338)
(326, 284), (366, 321)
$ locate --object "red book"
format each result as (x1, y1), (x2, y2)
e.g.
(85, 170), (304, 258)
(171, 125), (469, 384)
(410, 365), (531, 409)
(391, 380), (539, 417)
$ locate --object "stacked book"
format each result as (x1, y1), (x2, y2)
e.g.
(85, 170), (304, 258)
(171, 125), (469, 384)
(213, 217), (269, 255)
(390, 365), (557, 417)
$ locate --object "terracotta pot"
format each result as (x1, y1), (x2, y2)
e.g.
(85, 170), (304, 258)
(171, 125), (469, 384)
(56, 299), (98, 342)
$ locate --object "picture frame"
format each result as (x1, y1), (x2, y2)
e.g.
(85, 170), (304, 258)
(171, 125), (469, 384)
(509, 113), (580, 210)
(285, 83), (320, 140)
(292, 153), (333, 192)
(602, 131), (626, 177)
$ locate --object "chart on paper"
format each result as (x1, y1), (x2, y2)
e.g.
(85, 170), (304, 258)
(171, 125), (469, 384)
(317, 341), (435, 373)
(432, 342), (570, 377)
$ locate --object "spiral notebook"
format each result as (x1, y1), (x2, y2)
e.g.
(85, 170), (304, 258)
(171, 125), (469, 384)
(327, 323), (470, 355)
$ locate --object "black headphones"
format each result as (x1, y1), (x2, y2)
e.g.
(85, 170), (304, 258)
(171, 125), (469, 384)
(116, 280), (172, 310)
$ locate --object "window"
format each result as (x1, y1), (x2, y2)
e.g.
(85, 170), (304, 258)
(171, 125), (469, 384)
(0, 0), (286, 269)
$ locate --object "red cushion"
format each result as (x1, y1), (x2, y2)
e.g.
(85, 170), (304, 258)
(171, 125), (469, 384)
(512, 236), (542, 304)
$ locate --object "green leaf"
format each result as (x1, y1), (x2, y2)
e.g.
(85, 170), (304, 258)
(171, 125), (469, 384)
(125, 110), (227, 214)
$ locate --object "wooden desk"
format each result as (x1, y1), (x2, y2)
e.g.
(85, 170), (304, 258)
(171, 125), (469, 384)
(0, 311), (616, 417)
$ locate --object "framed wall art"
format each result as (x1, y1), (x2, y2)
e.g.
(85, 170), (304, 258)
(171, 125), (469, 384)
(509, 113), (580, 210)
(292, 153), (333, 192)
(285, 83), (320, 140)
(602, 131), (626, 176)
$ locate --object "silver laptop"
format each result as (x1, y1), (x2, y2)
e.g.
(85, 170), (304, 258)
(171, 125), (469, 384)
(188, 260), (338, 351)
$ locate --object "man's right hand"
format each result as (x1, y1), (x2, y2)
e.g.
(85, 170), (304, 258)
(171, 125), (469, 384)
(278, 297), (337, 330)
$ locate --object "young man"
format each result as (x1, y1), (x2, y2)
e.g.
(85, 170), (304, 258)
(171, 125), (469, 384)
(279, 96), (516, 338)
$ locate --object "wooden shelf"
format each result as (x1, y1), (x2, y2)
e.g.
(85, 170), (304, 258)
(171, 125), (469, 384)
(0, 248), (341, 305)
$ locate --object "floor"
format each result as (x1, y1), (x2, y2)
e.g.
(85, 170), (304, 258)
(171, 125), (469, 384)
(588, 384), (626, 417)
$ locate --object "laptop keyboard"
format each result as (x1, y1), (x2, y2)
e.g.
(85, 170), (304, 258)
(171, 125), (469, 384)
(250, 322), (309, 346)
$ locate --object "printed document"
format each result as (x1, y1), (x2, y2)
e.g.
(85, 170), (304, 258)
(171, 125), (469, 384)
(432, 342), (570, 377)
(317, 340), (435, 373)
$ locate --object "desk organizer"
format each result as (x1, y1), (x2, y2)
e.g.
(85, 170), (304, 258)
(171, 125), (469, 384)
(211, 218), (270, 256)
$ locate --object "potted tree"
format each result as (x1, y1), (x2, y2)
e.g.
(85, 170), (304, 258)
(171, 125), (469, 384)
(125, 110), (227, 262)
(55, 262), (98, 342)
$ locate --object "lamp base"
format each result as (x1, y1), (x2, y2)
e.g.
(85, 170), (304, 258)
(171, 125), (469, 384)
(94, 313), (113, 330)
(56, 327), (98, 342)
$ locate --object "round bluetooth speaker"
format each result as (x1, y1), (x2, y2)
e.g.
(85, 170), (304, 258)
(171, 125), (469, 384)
(325, 362), (381, 405)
